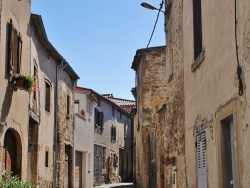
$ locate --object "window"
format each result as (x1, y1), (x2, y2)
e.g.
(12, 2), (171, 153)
(95, 108), (104, 131)
(45, 150), (49, 167)
(111, 125), (116, 143)
(45, 81), (51, 112)
(67, 95), (70, 117)
(74, 100), (79, 114)
(119, 112), (122, 120)
(32, 65), (38, 113)
(8, 19), (22, 75)
(193, 0), (202, 60)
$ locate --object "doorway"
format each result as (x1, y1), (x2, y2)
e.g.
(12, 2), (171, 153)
(221, 116), (236, 188)
(75, 151), (83, 188)
(4, 129), (22, 178)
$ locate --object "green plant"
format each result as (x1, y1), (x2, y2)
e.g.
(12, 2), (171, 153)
(0, 171), (34, 188)
(12, 73), (37, 92)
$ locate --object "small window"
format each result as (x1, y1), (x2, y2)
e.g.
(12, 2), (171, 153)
(111, 125), (116, 143)
(33, 66), (37, 101)
(74, 100), (79, 114)
(45, 81), (51, 112)
(67, 95), (70, 117)
(120, 112), (122, 120)
(95, 108), (104, 131)
(8, 19), (22, 75)
(32, 65), (38, 113)
(45, 150), (49, 167)
(193, 0), (202, 60)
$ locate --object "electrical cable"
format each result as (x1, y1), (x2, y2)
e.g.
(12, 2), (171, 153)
(234, 0), (243, 96)
(146, 0), (164, 48)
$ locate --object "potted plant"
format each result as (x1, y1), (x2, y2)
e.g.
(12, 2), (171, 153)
(12, 73), (37, 92)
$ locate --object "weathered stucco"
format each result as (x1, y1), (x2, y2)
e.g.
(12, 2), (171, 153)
(183, 0), (250, 187)
(74, 90), (95, 188)
(0, 0), (31, 181)
(132, 46), (166, 188)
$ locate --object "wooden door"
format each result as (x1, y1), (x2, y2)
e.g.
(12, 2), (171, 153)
(4, 130), (17, 176)
(64, 153), (69, 188)
(75, 151), (82, 188)
(94, 145), (103, 185)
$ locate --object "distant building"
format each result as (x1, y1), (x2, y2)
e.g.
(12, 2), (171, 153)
(131, 46), (166, 188)
(103, 94), (135, 113)
(74, 87), (96, 188)
(75, 87), (134, 186)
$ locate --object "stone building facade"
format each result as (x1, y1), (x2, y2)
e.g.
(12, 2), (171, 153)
(31, 14), (79, 188)
(74, 87), (96, 188)
(131, 46), (167, 188)
(183, 0), (250, 187)
(56, 66), (78, 188)
(160, 0), (186, 187)
(132, 0), (250, 187)
(82, 88), (134, 186)
(0, 0), (31, 181)
(0, 1), (79, 187)
(29, 14), (58, 187)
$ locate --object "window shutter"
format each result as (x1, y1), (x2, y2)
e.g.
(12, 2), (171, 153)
(99, 112), (103, 131)
(17, 32), (22, 73)
(94, 109), (98, 128)
(197, 131), (207, 188)
(8, 19), (14, 75)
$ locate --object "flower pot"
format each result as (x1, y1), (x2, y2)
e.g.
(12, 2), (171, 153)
(15, 79), (24, 90)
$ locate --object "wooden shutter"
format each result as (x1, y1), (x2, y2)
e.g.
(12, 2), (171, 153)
(8, 19), (22, 75)
(17, 32), (22, 73)
(94, 109), (98, 128)
(99, 111), (104, 131)
(94, 145), (103, 185)
(8, 19), (14, 75)
(197, 130), (207, 188)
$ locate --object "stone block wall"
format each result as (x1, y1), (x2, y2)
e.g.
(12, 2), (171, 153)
(156, 0), (186, 187)
(132, 46), (167, 188)
(56, 74), (75, 188)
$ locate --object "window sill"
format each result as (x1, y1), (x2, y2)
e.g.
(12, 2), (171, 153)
(191, 50), (205, 72)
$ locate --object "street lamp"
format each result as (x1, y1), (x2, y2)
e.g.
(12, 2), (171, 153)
(140, 1), (165, 47)
(141, 2), (164, 13)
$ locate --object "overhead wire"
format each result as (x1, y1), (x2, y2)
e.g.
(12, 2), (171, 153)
(234, 0), (243, 96)
(146, 0), (164, 48)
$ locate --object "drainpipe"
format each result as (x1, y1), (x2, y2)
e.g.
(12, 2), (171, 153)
(53, 59), (67, 188)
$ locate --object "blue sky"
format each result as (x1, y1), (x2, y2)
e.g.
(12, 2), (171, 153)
(31, 1), (165, 100)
